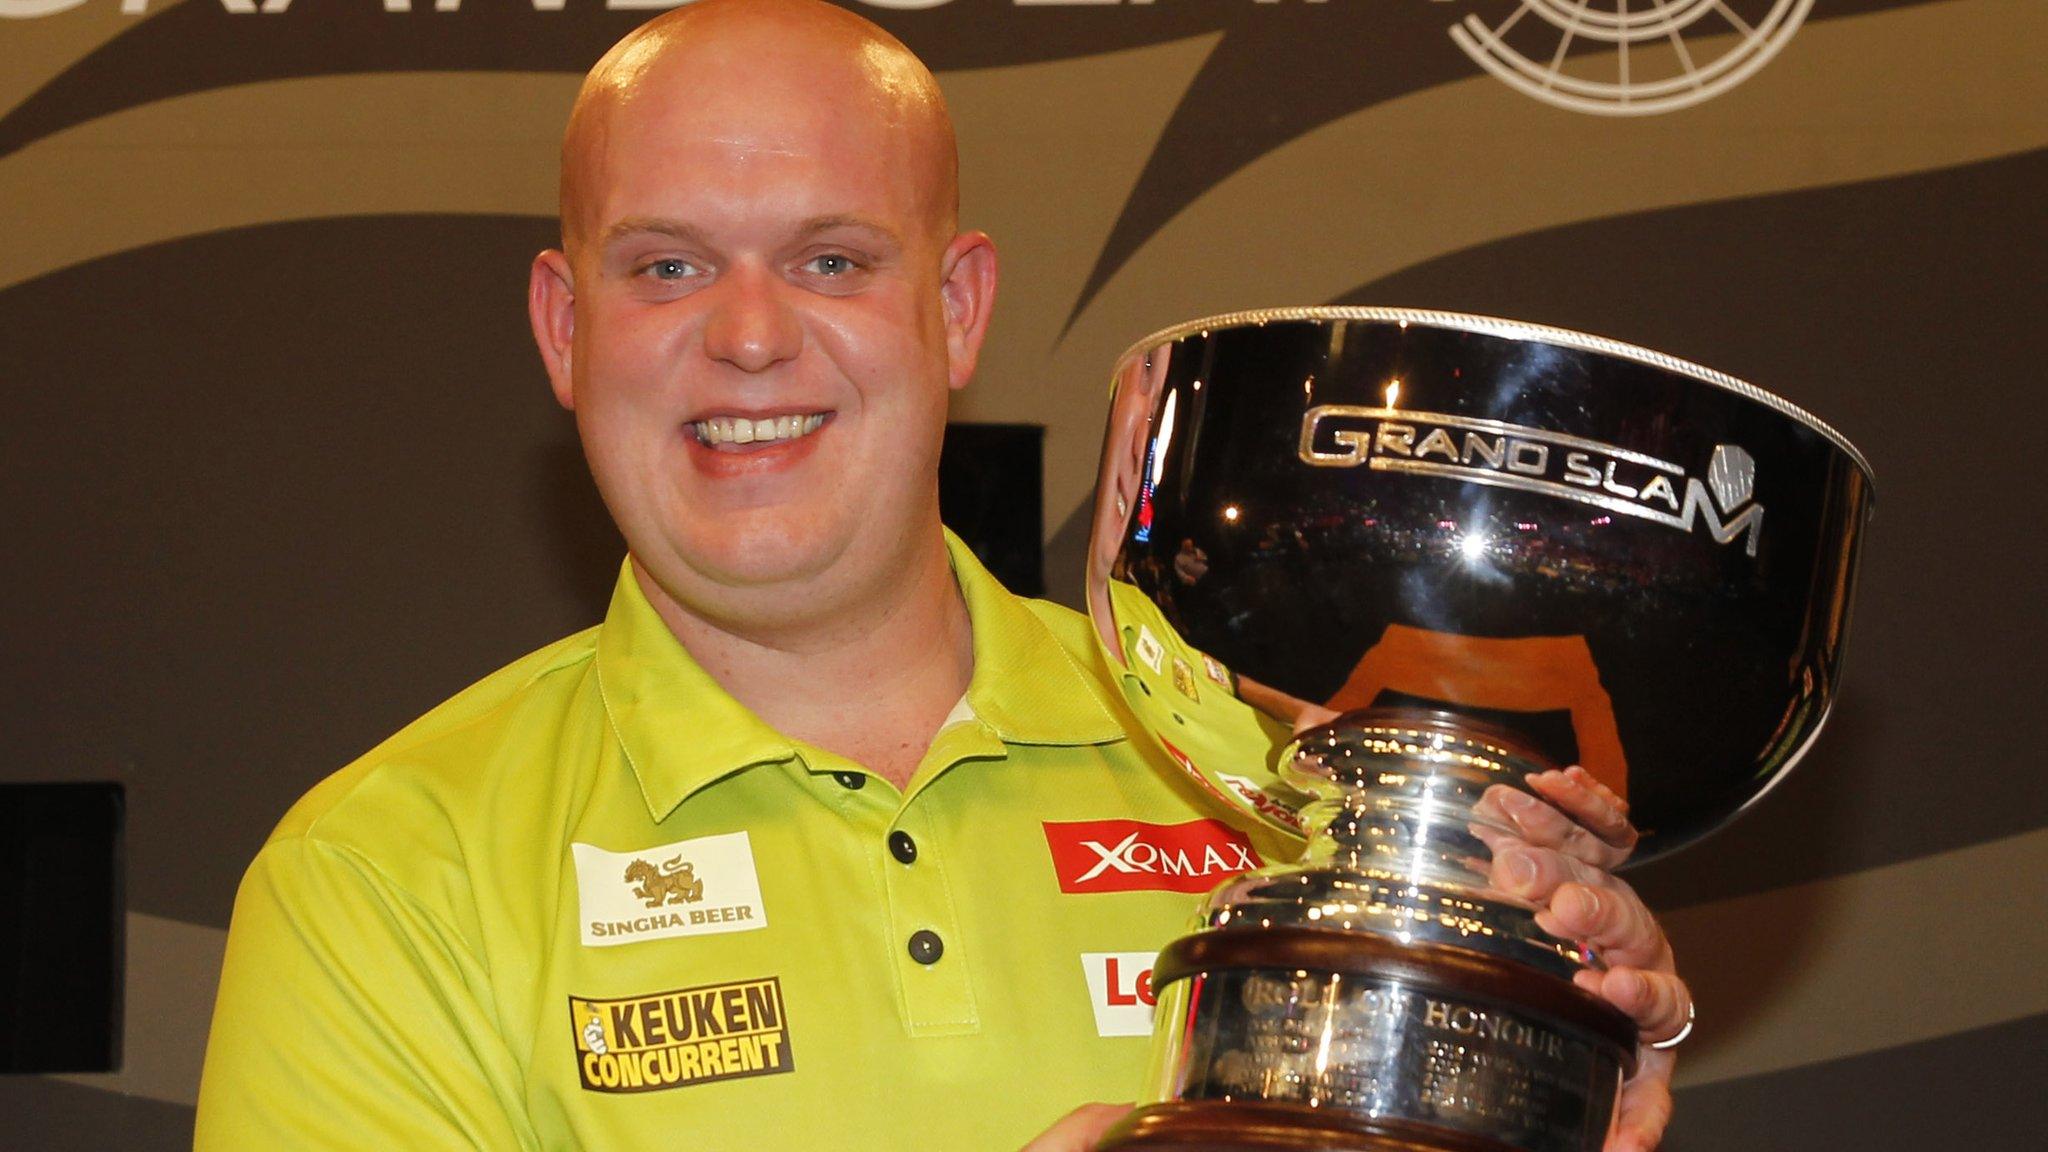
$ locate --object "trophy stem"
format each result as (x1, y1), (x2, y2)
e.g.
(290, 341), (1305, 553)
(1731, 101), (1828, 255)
(1100, 709), (1637, 1152)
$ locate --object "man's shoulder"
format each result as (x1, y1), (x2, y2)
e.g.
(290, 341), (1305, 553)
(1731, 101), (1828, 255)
(268, 625), (604, 850)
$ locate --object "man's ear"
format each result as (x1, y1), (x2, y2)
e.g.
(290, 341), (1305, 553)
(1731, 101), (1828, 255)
(938, 231), (998, 392)
(528, 249), (577, 410)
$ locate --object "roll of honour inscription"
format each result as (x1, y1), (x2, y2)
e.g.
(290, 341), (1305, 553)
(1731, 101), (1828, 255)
(1085, 309), (1874, 1152)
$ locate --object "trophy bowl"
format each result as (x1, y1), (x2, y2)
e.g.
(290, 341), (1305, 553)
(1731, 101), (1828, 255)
(1085, 308), (1874, 1152)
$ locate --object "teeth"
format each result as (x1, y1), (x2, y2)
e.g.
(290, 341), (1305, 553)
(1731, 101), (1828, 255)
(694, 413), (828, 446)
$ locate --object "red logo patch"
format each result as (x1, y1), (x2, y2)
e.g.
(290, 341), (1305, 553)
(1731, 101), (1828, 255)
(1042, 819), (1262, 894)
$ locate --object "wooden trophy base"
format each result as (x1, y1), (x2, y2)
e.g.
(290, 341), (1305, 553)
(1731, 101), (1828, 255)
(1103, 1100), (1538, 1152)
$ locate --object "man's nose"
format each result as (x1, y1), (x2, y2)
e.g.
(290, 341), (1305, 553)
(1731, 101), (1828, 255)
(702, 265), (802, 373)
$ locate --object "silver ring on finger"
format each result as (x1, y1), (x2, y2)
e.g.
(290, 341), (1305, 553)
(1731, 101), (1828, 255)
(1649, 1000), (1695, 1050)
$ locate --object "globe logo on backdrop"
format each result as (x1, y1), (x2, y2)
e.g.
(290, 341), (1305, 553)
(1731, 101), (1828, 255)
(1448, 0), (1813, 114)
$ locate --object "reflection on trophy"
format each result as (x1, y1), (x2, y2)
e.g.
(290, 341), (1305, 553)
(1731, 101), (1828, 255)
(1087, 309), (1874, 1152)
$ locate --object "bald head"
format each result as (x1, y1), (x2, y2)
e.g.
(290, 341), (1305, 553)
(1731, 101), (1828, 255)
(525, 0), (1001, 646)
(559, 0), (959, 260)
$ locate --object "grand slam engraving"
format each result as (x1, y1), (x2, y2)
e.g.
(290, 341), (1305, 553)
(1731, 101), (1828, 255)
(1298, 405), (1764, 556)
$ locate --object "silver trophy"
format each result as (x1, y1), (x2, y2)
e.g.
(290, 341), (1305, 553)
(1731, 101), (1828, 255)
(1086, 308), (1874, 1152)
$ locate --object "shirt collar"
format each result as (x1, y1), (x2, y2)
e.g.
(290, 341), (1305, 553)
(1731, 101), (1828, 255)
(946, 530), (1125, 749)
(594, 530), (1124, 823)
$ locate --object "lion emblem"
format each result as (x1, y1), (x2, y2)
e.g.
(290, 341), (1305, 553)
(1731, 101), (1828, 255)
(624, 855), (704, 908)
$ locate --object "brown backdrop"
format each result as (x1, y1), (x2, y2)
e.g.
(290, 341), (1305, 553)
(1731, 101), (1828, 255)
(3, 1), (2044, 1146)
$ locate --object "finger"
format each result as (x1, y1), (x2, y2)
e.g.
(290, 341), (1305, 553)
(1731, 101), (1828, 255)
(1019, 1103), (1134, 1152)
(1538, 880), (1670, 972)
(1290, 704), (1342, 734)
(1574, 966), (1691, 1040)
(1470, 786), (1518, 833)
(1487, 838), (1608, 907)
(1478, 783), (1580, 845)
(1479, 783), (1633, 871)
(1467, 820), (1520, 860)
(1527, 767), (1638, 854)
(1605, 1046), (1676, 1152)
(1466, 823), (1537, 888)
(1569, 764), (1629, 816)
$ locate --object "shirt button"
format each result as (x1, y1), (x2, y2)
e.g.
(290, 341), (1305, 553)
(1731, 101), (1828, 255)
(888, 830), (918, 865)
(907, 929), (944, 965)
(833, 771), (866, 791)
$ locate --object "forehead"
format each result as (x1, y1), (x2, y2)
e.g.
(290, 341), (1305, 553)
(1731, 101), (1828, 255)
(577, 43), (940, 244)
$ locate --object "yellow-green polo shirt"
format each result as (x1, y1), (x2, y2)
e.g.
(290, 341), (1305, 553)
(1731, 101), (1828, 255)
(196, 534), (1294, 1150)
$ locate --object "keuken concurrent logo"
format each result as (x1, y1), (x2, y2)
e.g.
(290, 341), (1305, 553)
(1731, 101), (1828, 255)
(569, 977), (794, 1094)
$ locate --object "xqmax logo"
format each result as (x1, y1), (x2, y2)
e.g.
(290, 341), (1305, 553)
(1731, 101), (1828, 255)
(1043, 819), (1261, 895)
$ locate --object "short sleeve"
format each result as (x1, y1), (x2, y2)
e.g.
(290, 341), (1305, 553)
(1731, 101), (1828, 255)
(195, 836), (536, 1150)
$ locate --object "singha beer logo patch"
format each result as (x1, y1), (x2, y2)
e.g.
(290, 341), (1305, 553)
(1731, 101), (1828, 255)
(572, 832), (766, 947)
(1043, 819), (1261, 894)
(626, 855), (703, 908)
(1299, 405), (1764, 556)
(569, 977), (794, 1094)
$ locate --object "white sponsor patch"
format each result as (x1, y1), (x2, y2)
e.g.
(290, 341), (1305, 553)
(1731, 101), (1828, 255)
(1080, 951), (1160, 1037)
(1133, 626), (1166, 674)
(1218, 771), (1307, 833)
(573, 831), (767, 948)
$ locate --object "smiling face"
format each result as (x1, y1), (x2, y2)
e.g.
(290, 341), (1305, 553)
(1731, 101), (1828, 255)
(530, 0), (995, 639)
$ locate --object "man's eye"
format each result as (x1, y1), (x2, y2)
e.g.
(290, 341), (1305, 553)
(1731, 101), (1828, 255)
(806, 254), (858, 276)
(646, 259), (696, 280)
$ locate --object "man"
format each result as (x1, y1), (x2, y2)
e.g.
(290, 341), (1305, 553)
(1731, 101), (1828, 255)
(196, 2), (1690, 1148)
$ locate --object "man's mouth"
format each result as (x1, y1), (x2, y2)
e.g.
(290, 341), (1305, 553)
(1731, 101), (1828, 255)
(692, 412), (828, 448)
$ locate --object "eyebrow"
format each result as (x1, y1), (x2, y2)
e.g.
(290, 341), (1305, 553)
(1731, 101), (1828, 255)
(600, 217), (715, 250)
(793, 214), (902, 248)
(598, 214), (904, 252)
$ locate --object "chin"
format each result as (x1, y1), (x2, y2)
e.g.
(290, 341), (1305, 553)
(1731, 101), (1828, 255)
(671, 514), (850, 591)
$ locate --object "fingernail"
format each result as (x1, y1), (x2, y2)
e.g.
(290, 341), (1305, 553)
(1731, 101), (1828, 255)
(1505, 853), (1538, 888)
(1571, 886), (1602, 920)
(1500, 788), (1538, 813)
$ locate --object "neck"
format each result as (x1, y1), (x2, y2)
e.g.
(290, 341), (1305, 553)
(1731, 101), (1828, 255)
(633, 533), (975, 790)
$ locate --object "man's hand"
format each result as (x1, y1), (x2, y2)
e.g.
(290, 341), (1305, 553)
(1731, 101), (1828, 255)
(1020, 1103), (1133, 1152)
(1477, 766), (1693, 1152)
